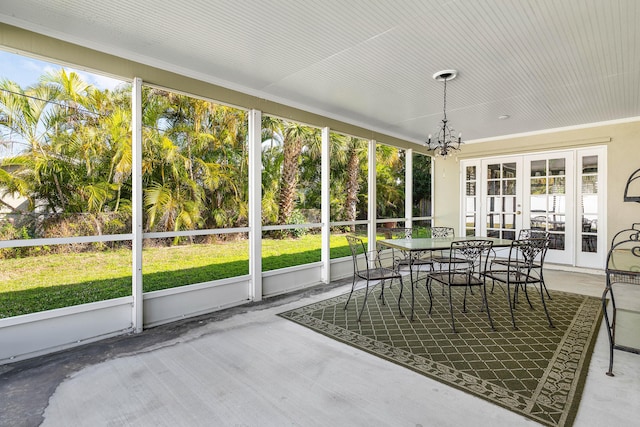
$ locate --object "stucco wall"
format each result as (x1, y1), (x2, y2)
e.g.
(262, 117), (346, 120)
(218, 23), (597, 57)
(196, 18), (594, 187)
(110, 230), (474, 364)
(433, 120), (640, 244)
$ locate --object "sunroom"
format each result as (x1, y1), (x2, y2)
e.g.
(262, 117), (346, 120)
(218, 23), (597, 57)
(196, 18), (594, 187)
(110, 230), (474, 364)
(1, 1), (639, 426)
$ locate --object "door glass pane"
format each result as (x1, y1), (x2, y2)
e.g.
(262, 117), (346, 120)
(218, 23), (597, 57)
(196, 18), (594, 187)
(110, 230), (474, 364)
(531, 215), (547, 230)
(582, 176), (598, 193)
(488, 164), (501, 179)
(488, 180), (500, 195)
(503, 163), (517, 178)
(465, 214), (476, 228)
(583, 155), (598, 173)
(503, 230), (516, 240)
(465, 197), (476, 211)
(549, 177), (565, 194)
(503, 179), (516, 195)
(530, 195), (547, 212)
(531, 178), (546, 194)
(503, 214), (516, 229)
(582, 236), (597, 252)
(549, 195), (565, 214)
(549, 233), (565, 250)
(549, 158), (566, 176)
(466, 166), (476, 180)
(531, 160), (546, 177)
(486, 214), (501, 228)
(548, 215), (565, 231)
(466, 182), (476, 196)
(487, 196), (499, 212)
(503, 196), (516, 212)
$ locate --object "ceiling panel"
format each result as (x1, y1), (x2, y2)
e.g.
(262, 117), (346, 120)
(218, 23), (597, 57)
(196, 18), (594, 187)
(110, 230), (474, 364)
(0, 0), (638, 145)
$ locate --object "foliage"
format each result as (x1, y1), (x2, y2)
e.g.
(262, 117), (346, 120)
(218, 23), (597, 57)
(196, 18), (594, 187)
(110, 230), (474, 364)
(0, 234), (351, 318)
(0, 62), (432, 317)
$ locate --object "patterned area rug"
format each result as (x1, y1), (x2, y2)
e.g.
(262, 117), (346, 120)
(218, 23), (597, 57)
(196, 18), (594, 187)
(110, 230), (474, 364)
(279, 281), (602, 427)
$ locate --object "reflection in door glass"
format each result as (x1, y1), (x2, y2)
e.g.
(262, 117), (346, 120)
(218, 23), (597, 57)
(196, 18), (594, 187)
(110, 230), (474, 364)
(503, 196), (516, 212)
(466, 166), (476, 180)
(530, 178), (546, 194)
(502, 179), (516, 195)
(580, 155), (598, 253)
(503, 214), (515, 229)
(549, 177), (565, 194)
(528, 158), (566, 251)
(486, 197), (499, 212)
(550, 233), (565, 250)
(488, 164), (501, 179)
(464, 165), (478, 236)
(503, 163), (517, 178)
(466, 182), (476, 196)
(549, 158), (566, 176)
(582, 156), (598, 173)
(531, 160), (546, 177)
(488, 180), (500, 195)
(582, 175), (597, 193)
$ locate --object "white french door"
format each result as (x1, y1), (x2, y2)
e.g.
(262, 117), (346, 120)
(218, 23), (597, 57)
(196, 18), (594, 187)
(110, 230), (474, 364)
(461, 147), (606, 268)
(522, 152), (575, 264)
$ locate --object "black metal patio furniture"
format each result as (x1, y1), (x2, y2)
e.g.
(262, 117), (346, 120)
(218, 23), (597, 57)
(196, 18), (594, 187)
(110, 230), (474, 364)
(483, 238), (554, 330)
(491, 229), (552, 299)
(601, 223), (640, 376)
(426, 239), (495, 333)
(344, 235), (405, 322)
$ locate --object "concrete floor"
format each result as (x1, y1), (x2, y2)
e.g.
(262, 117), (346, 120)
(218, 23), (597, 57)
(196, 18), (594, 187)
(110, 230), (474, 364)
(1, 269), (639, 427)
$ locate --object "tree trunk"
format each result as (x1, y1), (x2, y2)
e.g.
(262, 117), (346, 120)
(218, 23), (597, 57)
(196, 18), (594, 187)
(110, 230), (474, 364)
(277, 136), (302, 225)
(345, 146), (360, 232)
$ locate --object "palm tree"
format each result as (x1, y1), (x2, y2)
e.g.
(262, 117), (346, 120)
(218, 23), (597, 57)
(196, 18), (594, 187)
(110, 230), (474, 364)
(376, 144), (405, 220)
(329, 134), (368, 230)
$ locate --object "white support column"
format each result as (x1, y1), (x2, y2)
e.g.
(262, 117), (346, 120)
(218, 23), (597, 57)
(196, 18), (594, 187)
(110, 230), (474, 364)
(131, 77), (143, 333)
(405, 148), (413, 230)
(248, 109), (263, 301)
(368, 139), (377, 252)
(321, 127), (331, 283)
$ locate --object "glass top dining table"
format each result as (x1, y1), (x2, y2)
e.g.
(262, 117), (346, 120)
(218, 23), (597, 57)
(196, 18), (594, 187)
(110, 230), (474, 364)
(377, 236), (514, 252)
(376, 236), (515, 321)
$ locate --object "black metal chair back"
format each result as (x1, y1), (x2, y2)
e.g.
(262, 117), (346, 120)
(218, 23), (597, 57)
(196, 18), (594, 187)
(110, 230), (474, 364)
(431, 226), (455, 238)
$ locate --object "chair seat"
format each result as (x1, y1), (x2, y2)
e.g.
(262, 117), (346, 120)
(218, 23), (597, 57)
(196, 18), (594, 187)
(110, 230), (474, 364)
(396, 258), (433, 266)
(428, 271), (484, 287)
(492, 258), (541, 269)
(483, 270), (541, 285)
(358, 266), (402, 281)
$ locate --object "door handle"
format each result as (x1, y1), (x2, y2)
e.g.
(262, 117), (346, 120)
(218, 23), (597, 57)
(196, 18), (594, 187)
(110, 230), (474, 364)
(516, 211), (522, 215)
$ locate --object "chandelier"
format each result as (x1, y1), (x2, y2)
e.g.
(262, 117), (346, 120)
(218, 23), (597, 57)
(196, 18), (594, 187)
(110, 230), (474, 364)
(426, 70), (463, 157)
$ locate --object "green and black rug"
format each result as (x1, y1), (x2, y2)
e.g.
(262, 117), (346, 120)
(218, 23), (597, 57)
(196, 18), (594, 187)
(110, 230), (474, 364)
(279, 282), (602, 427)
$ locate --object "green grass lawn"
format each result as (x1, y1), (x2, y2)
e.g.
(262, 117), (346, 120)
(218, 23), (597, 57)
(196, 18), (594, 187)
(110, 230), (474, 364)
(0, 234), (355, 318)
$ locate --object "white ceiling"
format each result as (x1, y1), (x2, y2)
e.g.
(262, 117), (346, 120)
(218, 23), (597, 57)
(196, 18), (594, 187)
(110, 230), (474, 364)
(1, 0), (639, 145)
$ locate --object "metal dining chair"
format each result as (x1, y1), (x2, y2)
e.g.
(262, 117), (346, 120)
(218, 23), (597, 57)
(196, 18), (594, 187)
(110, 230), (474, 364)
(426, 239), (494, 333)
(344, 235), (405, 321)
(491, 229), (552, 299)
(483, 238), (554, 330)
